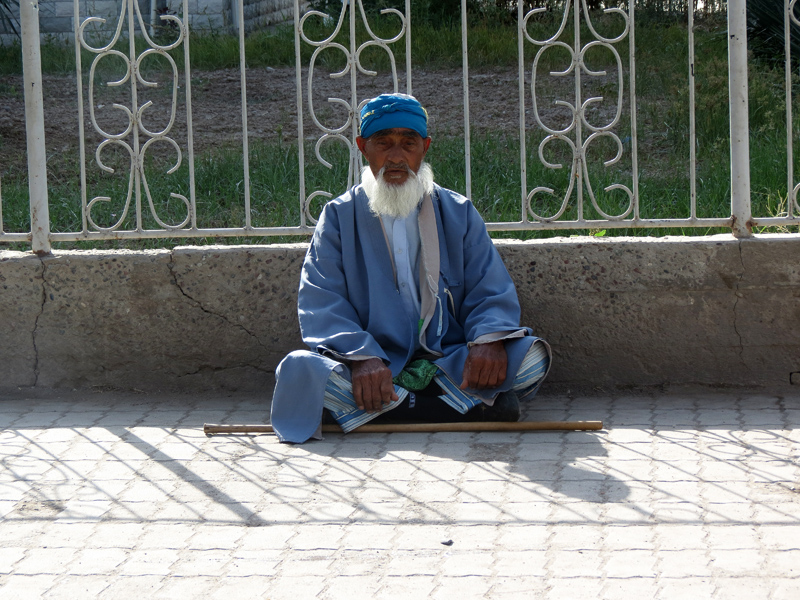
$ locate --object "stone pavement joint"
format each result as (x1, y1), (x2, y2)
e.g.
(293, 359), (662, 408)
(0, 388), (798, 599)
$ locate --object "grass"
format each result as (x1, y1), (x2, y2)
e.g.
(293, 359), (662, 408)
(2, 13), (799, 250)
(0, 17), (590, 75)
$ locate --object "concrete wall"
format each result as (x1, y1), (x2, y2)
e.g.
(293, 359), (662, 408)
(1, 0), (153, 39)
(0, 0), (298, 40)
(2, 234), (799, 394)
(239, 0), (293, 33)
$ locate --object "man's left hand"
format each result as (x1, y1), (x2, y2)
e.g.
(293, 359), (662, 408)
(460, 341), (508, 390)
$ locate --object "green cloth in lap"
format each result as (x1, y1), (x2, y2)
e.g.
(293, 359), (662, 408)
(393, 359), (439, 391)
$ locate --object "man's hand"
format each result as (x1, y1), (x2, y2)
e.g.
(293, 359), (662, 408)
(351, 357), (398, 413)
(460, 341), (508, 390)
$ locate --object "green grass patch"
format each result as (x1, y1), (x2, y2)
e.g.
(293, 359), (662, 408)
(0, 13), (643, 75)
(3, 122), (795, 251)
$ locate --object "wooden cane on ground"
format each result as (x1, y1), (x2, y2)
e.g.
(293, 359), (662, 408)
(203, 421), (603, 435)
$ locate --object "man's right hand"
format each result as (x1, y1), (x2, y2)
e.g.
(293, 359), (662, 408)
(351, 357), (398, 413)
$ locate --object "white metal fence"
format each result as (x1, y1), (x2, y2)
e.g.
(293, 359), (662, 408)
(1, 0), (798, 253)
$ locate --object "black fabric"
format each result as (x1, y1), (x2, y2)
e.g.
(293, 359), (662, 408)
(374, 387), (469, 423)
(321, 383), (521, 426)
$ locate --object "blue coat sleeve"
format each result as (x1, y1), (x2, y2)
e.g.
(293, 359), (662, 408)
(458, 201), (526, 342)
(298, 202), (389, 363)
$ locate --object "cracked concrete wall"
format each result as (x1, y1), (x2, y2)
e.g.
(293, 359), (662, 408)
(0, 254), (42, 387)
(1, 234), (799, 393)
(500, 235), (800, 390)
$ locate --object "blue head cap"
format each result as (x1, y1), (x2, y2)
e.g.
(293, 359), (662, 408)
(360, 93), (428, 139)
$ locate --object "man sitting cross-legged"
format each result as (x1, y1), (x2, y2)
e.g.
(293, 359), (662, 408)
(270, 93), (551, 443)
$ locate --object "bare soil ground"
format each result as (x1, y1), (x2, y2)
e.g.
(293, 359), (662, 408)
(0, 64), (613, 173)
(0, 67), (506, 170)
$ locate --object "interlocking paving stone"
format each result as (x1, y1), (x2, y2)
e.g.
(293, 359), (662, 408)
(432, 576), (494, 599)
(601, 578), (659, 599)
(0, 389), (798, 598)
(13, 549), (77, 575)
(0, 574), (60, 599)
(772, 578), (800, 600)
(544, 578), (605, 600)
(95, 575), (165, 600)
(43, 575), (112, 599)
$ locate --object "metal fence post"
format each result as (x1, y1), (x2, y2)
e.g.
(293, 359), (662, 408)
(20, 0), (51, 254)
(727, 0), (752, 238)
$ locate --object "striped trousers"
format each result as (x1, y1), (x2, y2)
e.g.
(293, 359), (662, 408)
(324, 341), (550, 433)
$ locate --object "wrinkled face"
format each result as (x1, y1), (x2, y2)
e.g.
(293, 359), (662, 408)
(356, 128), (432, 186)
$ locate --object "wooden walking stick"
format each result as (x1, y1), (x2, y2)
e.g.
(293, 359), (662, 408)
(203, 420), (603, 435)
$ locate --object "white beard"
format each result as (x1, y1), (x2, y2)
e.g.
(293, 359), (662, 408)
(362, 162), (435, 219)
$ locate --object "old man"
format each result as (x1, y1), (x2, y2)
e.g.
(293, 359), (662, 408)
(271, 93), (550, 443)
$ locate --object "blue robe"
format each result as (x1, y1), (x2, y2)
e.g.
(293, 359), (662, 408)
(270, 183), (540, 442)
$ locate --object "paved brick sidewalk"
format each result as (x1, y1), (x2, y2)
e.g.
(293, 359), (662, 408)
(0, 389), (798, 599)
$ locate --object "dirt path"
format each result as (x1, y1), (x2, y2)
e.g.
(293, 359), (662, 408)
(0, 64), (611, 175)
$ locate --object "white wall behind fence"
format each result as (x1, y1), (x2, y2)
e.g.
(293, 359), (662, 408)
(0, 0), (298, 39)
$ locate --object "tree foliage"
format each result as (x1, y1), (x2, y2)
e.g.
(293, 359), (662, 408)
(308, 0), (728, 28)
(747, 0), (800, 64)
